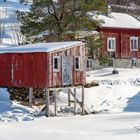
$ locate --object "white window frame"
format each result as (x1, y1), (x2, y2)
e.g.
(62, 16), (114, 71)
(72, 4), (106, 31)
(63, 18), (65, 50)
(107, 37), (116, 52)
(53, 56), (60, 72)
(75, 56), (80, 71)
(87, 59), (93, 69)
(130, 37), (139, 51)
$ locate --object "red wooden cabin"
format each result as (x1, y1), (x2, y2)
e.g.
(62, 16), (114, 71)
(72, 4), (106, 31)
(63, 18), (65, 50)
(0, 41), (86, 89)
(91, 6), (140, 67)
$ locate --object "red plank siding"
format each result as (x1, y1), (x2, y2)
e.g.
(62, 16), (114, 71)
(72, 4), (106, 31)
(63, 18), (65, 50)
(99, 28), (140, 59)
(0, 44), (85, 89)
(0, 54), (11, 86)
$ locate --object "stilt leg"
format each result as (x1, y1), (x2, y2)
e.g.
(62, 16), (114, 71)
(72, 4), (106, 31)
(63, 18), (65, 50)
(29, 88), (33, 108)
(46, 88), (50, 117)
(74, 88), (77, 115)
(82, 86), (85, 115)
(68, 89), (71, 106)
(54, 89), (57, 116)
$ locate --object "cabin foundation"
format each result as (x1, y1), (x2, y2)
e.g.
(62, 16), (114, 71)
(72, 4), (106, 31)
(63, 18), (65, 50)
(42, 86), (86, 117)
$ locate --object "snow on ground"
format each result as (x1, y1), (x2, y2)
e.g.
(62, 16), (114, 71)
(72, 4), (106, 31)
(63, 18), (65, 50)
(0, 113), (140, 140)
(0, 68), (140, 139)
(57, 68), (140, 114)
(0, 88), (36, 122)
(0, 0), (30, 46)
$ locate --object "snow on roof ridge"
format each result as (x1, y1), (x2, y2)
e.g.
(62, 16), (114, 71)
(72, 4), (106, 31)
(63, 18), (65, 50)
(0, 41), (84, 54)
(91, 11), (140, 29)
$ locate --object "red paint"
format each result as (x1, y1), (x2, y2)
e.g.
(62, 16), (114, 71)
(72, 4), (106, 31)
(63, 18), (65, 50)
(98, 27), (140, 59)
(0, 44), (85, 89)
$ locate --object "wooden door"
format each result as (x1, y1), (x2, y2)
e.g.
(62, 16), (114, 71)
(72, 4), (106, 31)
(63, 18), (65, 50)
(62, 56), (72, 86)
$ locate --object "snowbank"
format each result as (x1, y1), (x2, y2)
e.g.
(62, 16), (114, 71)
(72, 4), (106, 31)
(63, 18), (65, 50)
(57, 68), (140, 114)
(0, 88), (36, 122)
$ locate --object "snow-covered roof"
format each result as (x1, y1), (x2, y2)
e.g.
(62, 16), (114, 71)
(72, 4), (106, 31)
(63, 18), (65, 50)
(0, 41), (84, 54)
(91, 12), (140, 29)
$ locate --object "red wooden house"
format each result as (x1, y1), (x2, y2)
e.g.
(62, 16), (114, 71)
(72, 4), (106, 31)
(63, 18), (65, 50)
(91, 6), (140, 67)
(0, 41), (86, 89)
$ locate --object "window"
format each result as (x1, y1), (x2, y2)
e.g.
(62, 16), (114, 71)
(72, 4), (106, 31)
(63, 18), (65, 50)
(75, 56), (80, 70)
(53, 56), (60, 72)
(130, 37), (138, 51)
(87, 59), (93, 69)
(107, 38), (116, 52)
(131, 58), (137, 66)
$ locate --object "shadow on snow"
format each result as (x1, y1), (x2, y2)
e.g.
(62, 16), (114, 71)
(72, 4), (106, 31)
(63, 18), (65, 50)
(124, 91), (140, 112)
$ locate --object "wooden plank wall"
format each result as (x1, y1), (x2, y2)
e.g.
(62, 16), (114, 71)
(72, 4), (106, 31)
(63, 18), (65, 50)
(48, 45), (86, 87)
(100, 28), (140, 59)
(0, 53), (48, 88)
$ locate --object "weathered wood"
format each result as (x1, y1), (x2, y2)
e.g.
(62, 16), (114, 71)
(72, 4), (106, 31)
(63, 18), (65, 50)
(29, 88), (33, 108)
(81, 86), (85, 115)
(69, 88), (89, 115)
(74, 88), (77, 115)
(46, 88), (50, 117)
(0, 42), (85, 89)
(54, 89), (57, 116)
(68, 89), (71, 106)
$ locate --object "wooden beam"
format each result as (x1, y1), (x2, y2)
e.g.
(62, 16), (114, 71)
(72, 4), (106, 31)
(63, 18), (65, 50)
(82, 86), (85, 115)
(29, 88), (33, 108)
(54, 89), (57, 116)
(45, 88), (50, 117)
(68, 89), (71, 106)
(74, 88), (77, 115)
(69, 88), (89, 115)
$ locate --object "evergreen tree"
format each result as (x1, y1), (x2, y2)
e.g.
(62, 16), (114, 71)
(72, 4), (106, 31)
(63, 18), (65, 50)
(18, 0), (106, 43)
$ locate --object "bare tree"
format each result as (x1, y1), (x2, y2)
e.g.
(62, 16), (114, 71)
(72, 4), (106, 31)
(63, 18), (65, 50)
(0, 8), (7, 45)
(10, 24), (25, 46)
(10, 13), (25, 46)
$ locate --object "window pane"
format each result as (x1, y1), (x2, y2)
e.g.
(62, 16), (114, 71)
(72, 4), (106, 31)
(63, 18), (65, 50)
(112, 40), (115, 49)
(109, 40), (111, 49)
(108, 38), (116, 51)
(89, 60), (92, 68)
(134, 40), (137, 49)
(87, 60), (89, 68)
(131, 37), (138, 50)
(54, 58), (58, 69)
(131, 39), (134, 49)
(76, 57), (80, 70)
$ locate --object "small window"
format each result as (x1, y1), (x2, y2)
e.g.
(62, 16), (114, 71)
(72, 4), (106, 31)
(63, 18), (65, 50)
(87, 59), (93, 69)
(53, 56), (60, 72)
(75, 56), (80, 70)
(131, 58), (137, 66)
(107, 38), (116, 52)
(130, 37), (138, 51)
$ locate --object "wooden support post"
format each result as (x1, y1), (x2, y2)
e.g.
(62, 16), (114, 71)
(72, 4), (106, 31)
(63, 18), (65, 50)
(46, 88), (50, 117)
(74, 88), (77, 115)
(82, 86), (85, 115)
(68, 89), (71, 106)
(54, 89), (57, 116)
(29, 88), (33, 108)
